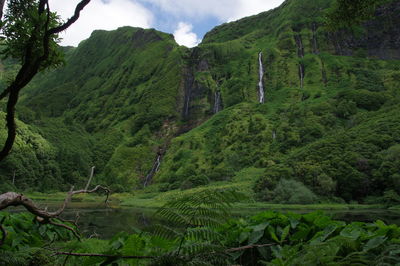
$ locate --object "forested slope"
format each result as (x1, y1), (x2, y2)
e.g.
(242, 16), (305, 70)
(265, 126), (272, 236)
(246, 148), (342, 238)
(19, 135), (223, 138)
(1, 0), (399, 203)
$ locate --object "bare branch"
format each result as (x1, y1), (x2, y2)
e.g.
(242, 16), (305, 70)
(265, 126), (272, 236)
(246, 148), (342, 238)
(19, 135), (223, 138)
(225, 243), (277, 253)
(0, 186), (109, 217)
(54, 251), (154, 259)
(48, 0), (90, 35)
(0, 185), (110, 245)
(48, 220), (80, 240)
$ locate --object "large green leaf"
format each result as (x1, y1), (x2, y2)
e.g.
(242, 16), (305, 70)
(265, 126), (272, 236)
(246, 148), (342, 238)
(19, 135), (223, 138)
(363, 236), (387, 252)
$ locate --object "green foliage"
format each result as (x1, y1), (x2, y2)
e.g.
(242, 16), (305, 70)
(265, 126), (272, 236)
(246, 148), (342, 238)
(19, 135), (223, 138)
(0, 212), (78, 265)
(1, 0), (64, 69)
(221, 211), (400, 265)
(152, 189), (245, 265)
(265, 179), (318, 204)
(1, 0), (398, 204)
(325, 0), (395, 30)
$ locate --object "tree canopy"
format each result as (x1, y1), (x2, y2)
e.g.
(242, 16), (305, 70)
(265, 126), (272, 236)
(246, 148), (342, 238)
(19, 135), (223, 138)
(0, 0), (91, 162)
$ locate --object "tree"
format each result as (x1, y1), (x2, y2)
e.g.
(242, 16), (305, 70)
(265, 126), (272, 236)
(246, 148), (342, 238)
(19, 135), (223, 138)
(0, 0), (91, 162)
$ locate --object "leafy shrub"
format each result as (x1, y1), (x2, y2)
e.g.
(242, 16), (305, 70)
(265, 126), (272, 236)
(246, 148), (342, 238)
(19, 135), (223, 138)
(180, 174), (210, 190)
(270, 179), (318, 204)
(336, 90), (387, 111)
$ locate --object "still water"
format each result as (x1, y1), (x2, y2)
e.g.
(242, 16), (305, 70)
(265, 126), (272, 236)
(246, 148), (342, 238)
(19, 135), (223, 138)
(41, 203), (400, 239)
(10, 202), (400, 239)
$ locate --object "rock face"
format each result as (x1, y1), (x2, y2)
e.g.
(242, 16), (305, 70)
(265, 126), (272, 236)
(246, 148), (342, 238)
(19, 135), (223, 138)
(182, 48), (218, 123)
(332, 1), (400, 59)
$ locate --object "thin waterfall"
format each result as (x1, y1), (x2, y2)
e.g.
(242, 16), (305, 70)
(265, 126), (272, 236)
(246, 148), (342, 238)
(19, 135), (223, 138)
(143, 154), (161, 187)
(299, 63), (305, 89)
(294, 33), (305, 88)
(183, 69), (194, 118)
(184, 93), (190, 117)
(258, 52), (265, 103)
(311, 22), (319, 54)
(294, 34), (304, 58)
(213, 91), (221, 113)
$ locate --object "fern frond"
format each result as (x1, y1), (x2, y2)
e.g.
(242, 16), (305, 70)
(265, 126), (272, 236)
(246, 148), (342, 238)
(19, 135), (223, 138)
(153, 189), (244, 265)
(186, 227), (222, 242)
(154, 224), (184, 240)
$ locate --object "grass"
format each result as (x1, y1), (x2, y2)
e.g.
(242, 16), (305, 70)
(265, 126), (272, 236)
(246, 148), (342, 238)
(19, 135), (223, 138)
(25, 188), (385, 211)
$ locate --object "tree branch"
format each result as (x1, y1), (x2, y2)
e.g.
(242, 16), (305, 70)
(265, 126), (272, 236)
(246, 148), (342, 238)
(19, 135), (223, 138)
(48, 0), (90, 35)
(225, 243), (277, 253)
(0, 185), (110, 245)
(0, 0), (92, 162)
(48, 220), (81, 240)
(54, 252), (154, 259)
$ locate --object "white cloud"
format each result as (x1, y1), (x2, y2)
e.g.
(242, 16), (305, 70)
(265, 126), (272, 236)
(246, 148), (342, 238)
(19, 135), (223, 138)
(231, 0), (285, 21)
(140, 0), (284, 22)
(173, 22), (200, 47)
(50, 0), (154, 46)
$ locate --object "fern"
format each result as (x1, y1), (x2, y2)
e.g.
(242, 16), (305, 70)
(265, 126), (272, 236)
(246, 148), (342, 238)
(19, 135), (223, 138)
(372, 243), (400, 266)
(153, 189), (245, 265)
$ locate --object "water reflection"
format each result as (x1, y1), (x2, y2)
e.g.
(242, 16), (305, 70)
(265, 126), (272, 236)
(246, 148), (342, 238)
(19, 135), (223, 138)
(8, 202), (400, 239)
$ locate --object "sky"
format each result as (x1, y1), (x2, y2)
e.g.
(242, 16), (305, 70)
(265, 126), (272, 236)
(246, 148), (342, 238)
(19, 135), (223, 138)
(50, 0), (285, 48)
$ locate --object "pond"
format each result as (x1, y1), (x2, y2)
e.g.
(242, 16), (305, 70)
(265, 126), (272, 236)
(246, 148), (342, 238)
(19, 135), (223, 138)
(8, 202), (400, 239)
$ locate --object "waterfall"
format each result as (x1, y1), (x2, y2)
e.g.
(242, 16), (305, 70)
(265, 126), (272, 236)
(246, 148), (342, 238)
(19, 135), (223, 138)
(213, 91), (221, 113)
(294, 33), (305, 88)
(294, 34), (304, 58)
(299, 63), (305, 89)
(272, 131), (276, 140)
(143, 154), (161, 187)
(183, 69), (194, 118)
(258, 52), (265, 103)
(311, 23), (319, 54)
(184, 93), (190, 117)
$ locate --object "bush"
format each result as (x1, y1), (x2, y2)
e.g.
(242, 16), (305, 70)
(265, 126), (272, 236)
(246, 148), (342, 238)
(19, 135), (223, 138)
(271, 179), (318, 204)
(180, 174), (210, 190)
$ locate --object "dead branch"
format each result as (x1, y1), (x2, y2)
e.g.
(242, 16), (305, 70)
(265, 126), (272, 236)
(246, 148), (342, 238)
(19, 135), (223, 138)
(225, 243), (277, 253)
(48, 220), (80, 240)
(0, 185), (110, 245)
(54, 252), (154, 259)
(53, 243), (277, 261)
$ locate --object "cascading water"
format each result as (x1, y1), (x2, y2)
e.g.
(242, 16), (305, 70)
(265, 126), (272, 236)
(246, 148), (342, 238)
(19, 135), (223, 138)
(213, 91), (221, 113)
(299, 63), (305, 89)
(258, 52), (265, 103)
(311, 22), (319, 54)
(143, 154), (161, 187)
(294, 34), (305, 88)
(183, 69), (194, 118)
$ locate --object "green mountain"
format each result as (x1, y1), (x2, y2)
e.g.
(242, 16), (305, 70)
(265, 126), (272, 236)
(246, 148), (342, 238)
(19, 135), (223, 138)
(1, 0), (399, 203)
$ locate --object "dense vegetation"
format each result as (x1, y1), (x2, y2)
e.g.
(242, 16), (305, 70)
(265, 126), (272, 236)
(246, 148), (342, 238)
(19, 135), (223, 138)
(1, 0), (399, 205)
(1, 0), (400, 264)
(1, 190), (400, 265)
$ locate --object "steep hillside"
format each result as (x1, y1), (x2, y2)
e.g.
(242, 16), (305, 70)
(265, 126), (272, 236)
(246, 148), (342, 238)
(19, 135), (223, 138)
(1, 27), (186, 191)
(1, 0), (399, 203)
(155, 0), (400, 202)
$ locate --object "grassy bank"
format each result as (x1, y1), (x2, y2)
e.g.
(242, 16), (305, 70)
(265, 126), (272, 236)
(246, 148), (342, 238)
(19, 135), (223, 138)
(25, 188), (387, 211)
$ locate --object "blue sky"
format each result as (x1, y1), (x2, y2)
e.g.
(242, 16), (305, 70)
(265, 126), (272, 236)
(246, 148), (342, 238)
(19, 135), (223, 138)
(51, 0), (285, 47)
